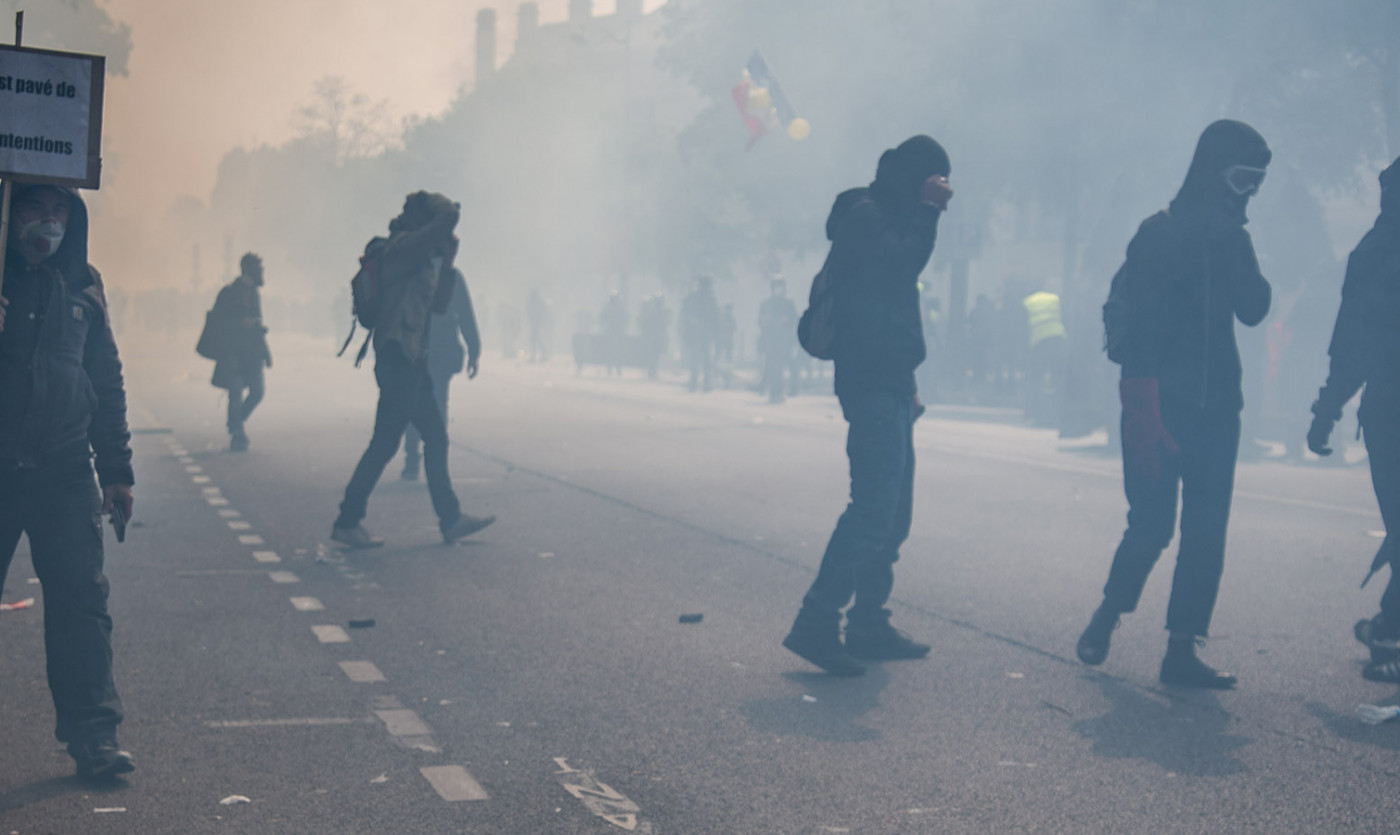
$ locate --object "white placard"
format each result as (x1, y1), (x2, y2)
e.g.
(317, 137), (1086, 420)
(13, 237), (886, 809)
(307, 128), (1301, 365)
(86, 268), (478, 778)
(0, 45), (105, 188)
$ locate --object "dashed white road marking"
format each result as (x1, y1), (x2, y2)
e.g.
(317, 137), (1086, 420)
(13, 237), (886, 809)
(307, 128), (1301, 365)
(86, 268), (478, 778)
(419, 765), (489, 802)
(178, 457), (193, 464)
(207, 497), (230, 506)
(252, 550), (282, 563)
(202, 486), (222, 495)
(185, 465), (203, 473)
(268, 571), (300, 584)
(339, 661), (386, 683)
(204, 717), (374, 728)
(227, 520), (252, 530)
(238, 534), (266, 545)
(312, 625), (351, 643)
(192, 475), (212, 484)
(217, 509), (242, 518)
(290, 596), (324, 611)
(375, 709), (431, 737)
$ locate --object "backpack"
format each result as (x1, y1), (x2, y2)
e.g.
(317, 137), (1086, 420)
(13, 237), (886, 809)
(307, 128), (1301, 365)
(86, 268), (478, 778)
(338, 236), (389, 365)
(1101, 261), (1131, 364)
(797, 253), (839, 360)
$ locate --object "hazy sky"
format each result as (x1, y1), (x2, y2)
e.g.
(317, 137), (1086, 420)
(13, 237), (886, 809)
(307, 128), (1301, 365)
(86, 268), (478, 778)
(94, 0), (663, 219)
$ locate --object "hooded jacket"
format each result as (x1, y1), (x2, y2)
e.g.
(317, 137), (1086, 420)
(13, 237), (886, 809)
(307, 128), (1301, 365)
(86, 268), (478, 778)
(0, 183), (133, 486)
(373, 191), (460, 363)
(1116, 120), (1273, 415)
(829, 135), (949, 398)
(1314, 157), (1400, 424)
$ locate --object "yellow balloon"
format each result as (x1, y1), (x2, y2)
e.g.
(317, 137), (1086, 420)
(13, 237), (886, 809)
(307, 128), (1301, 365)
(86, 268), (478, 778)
(787, 117), (811, 141)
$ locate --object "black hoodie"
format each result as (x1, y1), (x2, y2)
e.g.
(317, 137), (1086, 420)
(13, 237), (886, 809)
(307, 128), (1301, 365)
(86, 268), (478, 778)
(829, 136), (949, 399)
(1315, 157), (1400, 423)
(0, 183), (133, 486)
(1117, 120), (1273, 416)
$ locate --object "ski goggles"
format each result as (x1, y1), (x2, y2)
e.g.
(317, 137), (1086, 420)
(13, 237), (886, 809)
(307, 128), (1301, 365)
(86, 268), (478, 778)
(1223, 164), (1267, 196)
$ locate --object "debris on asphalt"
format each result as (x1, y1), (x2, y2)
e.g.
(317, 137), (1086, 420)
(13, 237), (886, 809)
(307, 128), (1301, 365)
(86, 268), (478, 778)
(538, 552), (555, 559)
(348, 618), (376, 629)
(678, 613), (704, 624)
(0, 598), (36, 611)
(370, 773), (388, 784)
(26, 577), (39, 584)
(801, 695), (818, 703)
(93, 807), (127, 813)
(1356, 704), (1400, 725)
(219, 795), (252, 806)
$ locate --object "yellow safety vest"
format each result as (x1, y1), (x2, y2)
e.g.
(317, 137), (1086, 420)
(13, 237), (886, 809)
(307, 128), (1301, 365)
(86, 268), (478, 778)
(1023, 291), (1066, 348)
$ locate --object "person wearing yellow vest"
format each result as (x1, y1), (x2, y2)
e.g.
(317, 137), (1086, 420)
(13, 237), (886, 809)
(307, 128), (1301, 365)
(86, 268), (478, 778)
(1022, 290), (1067, 426)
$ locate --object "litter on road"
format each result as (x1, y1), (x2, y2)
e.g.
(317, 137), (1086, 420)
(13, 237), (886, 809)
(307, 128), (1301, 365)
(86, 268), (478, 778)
(1356, 704), (1400, 725)
(349, 618), (376, 629)
(219, 795), (252, 806)
(678, 613), (703, 624)
(1, 598), (36, 611)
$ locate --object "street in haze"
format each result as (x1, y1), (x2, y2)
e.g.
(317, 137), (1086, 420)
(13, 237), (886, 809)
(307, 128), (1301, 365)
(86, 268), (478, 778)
(0, 334), (1395, 833)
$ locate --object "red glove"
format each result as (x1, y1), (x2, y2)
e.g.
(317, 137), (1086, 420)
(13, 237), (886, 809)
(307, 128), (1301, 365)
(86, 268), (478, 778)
(1120, 378), (1179, 481)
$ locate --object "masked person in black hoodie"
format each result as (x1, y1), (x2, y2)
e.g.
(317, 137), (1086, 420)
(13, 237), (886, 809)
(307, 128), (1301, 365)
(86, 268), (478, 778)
(0, 183), (135, 779)
(1307, 157), (1400, 682)
(782, 136), (952, 676)
(1077, 121), (1272, 688)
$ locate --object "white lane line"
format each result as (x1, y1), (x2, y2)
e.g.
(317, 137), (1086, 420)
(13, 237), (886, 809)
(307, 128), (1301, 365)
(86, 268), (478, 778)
(207, 497), (230, 506)
(238, 534), (266, 545)
(185, 465), (203, 473)
(290, 596), (324, 611)
(253, 550), (282, 563)
(419, 765), (489, 802)
(192, 475), (212, 484)
(269, 571), (300, 584)
(217, 509), (242, 518)
(227, 521), (252, 530)
(201, 486), (222, 495)
(339, 661), (386, 683)
(178, 457), (194, 464)
(312, 625), (351, 643)
(374, 709), (431, 736)
(204, 717), (373, 728)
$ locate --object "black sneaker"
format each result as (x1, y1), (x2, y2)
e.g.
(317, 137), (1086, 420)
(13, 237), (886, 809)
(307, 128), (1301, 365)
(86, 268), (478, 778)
(442, 513), (495, 543)
(70, 737), (135, 781)
(844, 623), (930, 661)
(782, 620), (866, 677)
(1355, 616), (1400, 661)
(1160, 639), (1236, 689)
(331, 523), (384, 550)
(1363, 658), (1400, 683)
(1076, 604), (1120, 666)
(229, 431), (249, 452)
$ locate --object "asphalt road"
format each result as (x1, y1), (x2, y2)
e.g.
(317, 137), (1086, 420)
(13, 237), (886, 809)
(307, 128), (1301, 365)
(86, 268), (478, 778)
(0, 332), (1396, 834)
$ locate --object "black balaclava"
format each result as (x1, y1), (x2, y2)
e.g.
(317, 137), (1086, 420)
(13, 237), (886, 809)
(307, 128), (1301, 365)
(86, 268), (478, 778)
(1170, 119), (1271, 235)
(869, 135), (951, 214)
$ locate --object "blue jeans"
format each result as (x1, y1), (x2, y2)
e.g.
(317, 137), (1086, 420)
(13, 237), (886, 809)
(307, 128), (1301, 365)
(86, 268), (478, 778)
(801, 391), (917, 627)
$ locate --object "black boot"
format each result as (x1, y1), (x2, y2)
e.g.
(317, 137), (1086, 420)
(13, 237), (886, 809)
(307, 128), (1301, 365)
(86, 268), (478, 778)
(1354, 614), (1400, 662)
(1076, 603), (1119, 666)
(1159, 635), (1236, 689)
(845, 610), (930, 661)
(782, 610), (865, 677)
(70, 736), (135, 782)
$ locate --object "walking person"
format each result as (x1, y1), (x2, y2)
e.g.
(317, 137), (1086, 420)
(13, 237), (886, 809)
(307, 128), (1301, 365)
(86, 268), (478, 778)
(1076, 121), (1273, 688)
(782, 136), (953, 676)
(331, 191), (495, 549)
(758, 278), (798, 404)
(680, 276), (720, 392)
(401, 267), (481, 481)
(204, 253), (272, 451)
(0, 183), (136, 779)
(1306, 157), (1400, 682)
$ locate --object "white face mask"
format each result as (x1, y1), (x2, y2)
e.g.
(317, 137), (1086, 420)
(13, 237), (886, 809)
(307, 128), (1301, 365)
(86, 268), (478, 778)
(14, 219), (66, 261)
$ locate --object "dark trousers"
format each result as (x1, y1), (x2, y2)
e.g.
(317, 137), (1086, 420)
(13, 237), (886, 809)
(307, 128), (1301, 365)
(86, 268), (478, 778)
(1102, 408), (1241, 637)
(1363, 404), (1400, 620)
(763, 349), (790, 403)
(226, 366), (265, 435)
(688, 343), (713, 392)
(336, 347), (461, 530)
(0, 461), (123, 745)
(403, 366), (454, 465)
(801, 391), (917, 627)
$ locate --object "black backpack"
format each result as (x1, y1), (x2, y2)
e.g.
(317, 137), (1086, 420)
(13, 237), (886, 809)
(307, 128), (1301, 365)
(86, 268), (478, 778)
(338, 236), (389, 365)
(797, 253), (839, 360)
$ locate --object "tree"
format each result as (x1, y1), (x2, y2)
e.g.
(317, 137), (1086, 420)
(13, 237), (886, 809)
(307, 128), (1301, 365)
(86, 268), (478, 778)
(295, 76), (398, 164)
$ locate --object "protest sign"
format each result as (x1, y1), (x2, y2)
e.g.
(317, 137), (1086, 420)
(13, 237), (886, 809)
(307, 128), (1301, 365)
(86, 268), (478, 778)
(0, 42), (105, 189)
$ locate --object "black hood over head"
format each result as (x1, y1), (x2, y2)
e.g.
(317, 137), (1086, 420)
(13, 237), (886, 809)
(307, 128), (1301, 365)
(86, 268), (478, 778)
(1171, 119), (1271, 232)
(5, 182), (91, 287)
(869, 135), (950, 214)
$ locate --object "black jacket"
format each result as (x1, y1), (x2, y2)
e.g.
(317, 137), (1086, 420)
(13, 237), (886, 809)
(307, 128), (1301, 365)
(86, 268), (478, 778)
(209, 278), (270, 389)
(425, 268), (481, 378)
(1316, 159), (1400, 424)
(1117, 120), (1272, 415)
(0, 185), (133, 486)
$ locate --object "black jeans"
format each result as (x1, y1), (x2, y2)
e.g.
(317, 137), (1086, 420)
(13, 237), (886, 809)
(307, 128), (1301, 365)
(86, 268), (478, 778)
(403, 365), (453, 465)
(801, 391), (917, 628)
(0, 461), (123, 745)
(1102, 408), (1241, 637)
(1362, 401), (1400, 620)
(336, 346), (461, 530)
(226, 365), (265, 435)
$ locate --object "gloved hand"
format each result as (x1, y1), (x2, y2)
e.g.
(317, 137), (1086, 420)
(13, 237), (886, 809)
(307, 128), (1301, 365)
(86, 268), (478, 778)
(1120, 378), (1179, 480)
(1307, 403), (1336, 456)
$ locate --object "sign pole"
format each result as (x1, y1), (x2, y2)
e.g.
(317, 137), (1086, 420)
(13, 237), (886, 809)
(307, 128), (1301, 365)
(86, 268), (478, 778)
(0, 11), (22, 299)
